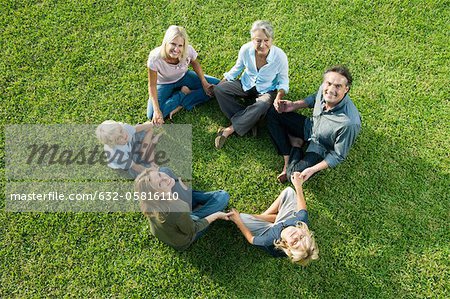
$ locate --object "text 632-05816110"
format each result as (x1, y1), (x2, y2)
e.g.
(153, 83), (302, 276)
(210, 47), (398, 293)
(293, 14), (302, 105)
(98, 192), (179, 201)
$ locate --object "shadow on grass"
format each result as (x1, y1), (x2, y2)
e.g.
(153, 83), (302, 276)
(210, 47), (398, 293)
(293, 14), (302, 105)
(175, 104), (448, 298)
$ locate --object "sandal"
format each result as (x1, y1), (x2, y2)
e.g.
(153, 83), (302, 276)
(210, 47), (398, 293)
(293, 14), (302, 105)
(215, 127), (228, 149)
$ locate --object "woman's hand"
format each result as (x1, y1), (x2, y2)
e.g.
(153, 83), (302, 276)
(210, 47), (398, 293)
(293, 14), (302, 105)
(201, 80), (214, 97)
(152, 109), (164, 125)
(205, 211), (233, 223)
(291, 171), (304, 189)
(228, 208), (241, 223)
(215, 211), (234, 220)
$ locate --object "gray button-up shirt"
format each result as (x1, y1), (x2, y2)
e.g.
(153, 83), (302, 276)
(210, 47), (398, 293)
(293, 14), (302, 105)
(303, 85), (361, 168)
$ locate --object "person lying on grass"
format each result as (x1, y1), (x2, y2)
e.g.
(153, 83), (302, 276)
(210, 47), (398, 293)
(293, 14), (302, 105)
(147, 25), (220, 124)
(136, 167), (232, 251)
(229, 172), (319, 265)
(95, 120), (161, 178)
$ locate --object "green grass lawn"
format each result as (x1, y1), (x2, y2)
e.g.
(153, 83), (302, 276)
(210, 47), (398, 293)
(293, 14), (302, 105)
(1, 0), (449, 298)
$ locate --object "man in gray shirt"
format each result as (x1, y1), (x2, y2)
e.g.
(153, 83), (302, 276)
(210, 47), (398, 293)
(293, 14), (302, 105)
(267, 65), (361, 183)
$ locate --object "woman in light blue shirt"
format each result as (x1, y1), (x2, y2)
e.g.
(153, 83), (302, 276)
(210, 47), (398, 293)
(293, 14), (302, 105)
(214, 20), (289, 149)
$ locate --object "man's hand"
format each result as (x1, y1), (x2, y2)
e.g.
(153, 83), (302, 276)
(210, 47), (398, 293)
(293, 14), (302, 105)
(274, 100), (296, 113)
(300, 167), (317, 182)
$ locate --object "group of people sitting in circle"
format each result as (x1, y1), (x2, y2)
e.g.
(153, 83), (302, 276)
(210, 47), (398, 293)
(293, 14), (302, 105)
(95, 20), (361, 265)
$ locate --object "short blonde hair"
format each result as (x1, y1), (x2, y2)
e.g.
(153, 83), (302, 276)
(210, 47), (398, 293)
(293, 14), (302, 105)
(135, 168), (169, 223)
(95, 120), (124, 147)
(275, 221), (319, 266)
(250, 20), (274, 39)
(159, 25), (189, 61)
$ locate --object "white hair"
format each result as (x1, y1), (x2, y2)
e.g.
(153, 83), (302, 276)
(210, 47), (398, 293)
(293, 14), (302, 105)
(250, 20), (274, 39)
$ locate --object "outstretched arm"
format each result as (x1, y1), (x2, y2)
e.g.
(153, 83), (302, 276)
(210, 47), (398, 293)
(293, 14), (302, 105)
(291, 172), (307, 211)
(229, 208), (254, 244)
(190, 59), (213, 97)
(274, 99), (310, 113)
(148, 68), (164, 125)
(299, 160), (329, 182)
(205, 211), (233, 224)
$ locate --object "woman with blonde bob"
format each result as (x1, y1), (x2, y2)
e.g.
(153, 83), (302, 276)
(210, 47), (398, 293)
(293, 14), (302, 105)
(229, 172), (319, 265)
(136, 167), (231, 251)
(147, 25), (220, 124)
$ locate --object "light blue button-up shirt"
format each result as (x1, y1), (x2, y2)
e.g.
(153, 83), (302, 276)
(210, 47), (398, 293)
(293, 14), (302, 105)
(223, 42), (289, 94)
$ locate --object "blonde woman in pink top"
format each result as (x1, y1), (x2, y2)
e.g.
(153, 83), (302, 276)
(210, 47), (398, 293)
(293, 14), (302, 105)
(147, 25), (220, 124)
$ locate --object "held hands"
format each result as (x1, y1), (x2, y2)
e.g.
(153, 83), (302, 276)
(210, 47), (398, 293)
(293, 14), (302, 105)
(274, 99), (295, 113)
(201, 80), (214, 97)
(300, 167), (316, 182)
(152, 109), (164, 126)
(215, 211), (234, 221)
(291, 172), (304, 188)
(228, 208), (241, 223)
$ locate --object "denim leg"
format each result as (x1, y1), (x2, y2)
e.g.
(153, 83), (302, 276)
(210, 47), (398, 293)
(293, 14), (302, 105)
(147, 82), (186, 119)
(286, 151), (323, 181)
(192, 190), (230, 241)
(191, 190), (229, 219)
(179, 71), (220, 110)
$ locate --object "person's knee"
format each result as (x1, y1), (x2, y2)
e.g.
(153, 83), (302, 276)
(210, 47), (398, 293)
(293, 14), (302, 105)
(288, 135), (304, 148)
(215, 81), (236, 97)
(215, 190), (230, 208)
(206, 76), (220, 85)
(254, 101), (271, 114)
(213, 83), (225, 95)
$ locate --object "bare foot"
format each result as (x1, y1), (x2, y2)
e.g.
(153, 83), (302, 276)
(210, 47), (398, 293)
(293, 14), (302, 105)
(181, 86), (191, 95)
(288, 134), (304, 148)
(222, 126), (235, 137)
(169, 106), (183, 120)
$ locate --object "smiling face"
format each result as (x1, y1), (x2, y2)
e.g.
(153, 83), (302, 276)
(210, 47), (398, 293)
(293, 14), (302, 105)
(115, 127), (129, 145)
(280, 226), (306, 248)
(148, 170), (175, 193)
(322, 71), (350, 108)
(252, 29), (272, 56)
(165, 36), (185, 61)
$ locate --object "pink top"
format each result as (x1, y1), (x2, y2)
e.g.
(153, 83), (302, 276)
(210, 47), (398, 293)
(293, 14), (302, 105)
(147, 45), (198, 84)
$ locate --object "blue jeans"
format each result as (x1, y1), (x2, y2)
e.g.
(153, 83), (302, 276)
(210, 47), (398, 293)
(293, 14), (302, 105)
(191, 190), (230, 240)
(147, 70), (220, 119)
